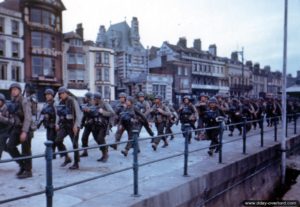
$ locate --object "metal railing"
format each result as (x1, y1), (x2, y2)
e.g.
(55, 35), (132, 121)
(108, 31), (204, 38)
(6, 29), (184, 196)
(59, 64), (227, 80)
(0, 113), (300, 206)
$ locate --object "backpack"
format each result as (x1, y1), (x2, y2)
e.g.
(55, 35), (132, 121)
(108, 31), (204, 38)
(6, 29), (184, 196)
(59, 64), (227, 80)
(28, 94), (38, 131)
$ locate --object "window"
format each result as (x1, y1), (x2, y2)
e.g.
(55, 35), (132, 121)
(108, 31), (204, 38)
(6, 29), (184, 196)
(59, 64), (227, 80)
(77, 54), (84, 64)
(104, 68), (110, 81)
(96, 52), (102, 64)
(128, 54), (132, 64)
(184, 67), (188, 76)
(32, 56), (55, 78)
(104, 52), (109, 64)
(69, 70), (84, 82)
(0, 63), (7, 80)
(181, 79), (189, 89)
(153, 85), (166, 99)
(68, 53), (84, 64)
(0, 17), (4, 33)
(104, 86), (110, 99)
(68, 54), (75, 64)
(11, 20), (19, 36)
(96, 69), (102, 81)
(177, 66), (182, 75)
(0, 40), (5, 56)
(31, 32), (55, 48)
(11, 65), (20, 81)
(141, 56), (145, 64)
(30, 8), (56, 28)
(12, 42), (19, 58)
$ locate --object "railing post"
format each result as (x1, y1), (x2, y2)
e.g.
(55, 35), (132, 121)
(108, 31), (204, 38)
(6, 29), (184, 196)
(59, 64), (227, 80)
(45, 141), (54, 207)
(218, 121), (223, 164)
(294, 113), (297, 135)
(183, 123), (190, 177)
(274, 118), (278, 142)
(286, 115), (288, 137)
(260, 117), (264, 147)
(132, 129), (140, 197)
(242, 117), (247, 154)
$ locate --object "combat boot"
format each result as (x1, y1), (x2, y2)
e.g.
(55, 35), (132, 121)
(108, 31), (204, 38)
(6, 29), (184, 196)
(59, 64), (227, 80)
(17, 170), (32, 179)
(121, 149), (129, 157)
(97, 151), (109, 162)
(151, 143), (157, 151)
(80, 149), (88, 157)
(162, 140), (169, 148)
(16, 168), (25, 176)
(61, 156), (72, 167)
(110, 144), (117, 150)
(207, 149), (213, 156)
(69, 162), (79, 170)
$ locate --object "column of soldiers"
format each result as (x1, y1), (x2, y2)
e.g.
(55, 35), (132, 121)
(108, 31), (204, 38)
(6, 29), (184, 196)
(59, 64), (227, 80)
(1, 83), (300, 179)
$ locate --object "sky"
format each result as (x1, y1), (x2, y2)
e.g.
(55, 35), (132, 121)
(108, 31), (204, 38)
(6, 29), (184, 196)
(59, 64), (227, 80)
(3, 0), (299, 76)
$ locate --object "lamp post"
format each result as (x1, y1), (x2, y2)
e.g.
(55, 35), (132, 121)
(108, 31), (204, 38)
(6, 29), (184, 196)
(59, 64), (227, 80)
(237, 48), (244, 96)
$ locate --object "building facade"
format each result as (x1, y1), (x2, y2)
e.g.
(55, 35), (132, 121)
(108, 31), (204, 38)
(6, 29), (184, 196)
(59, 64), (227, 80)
(96, 17), (147, 96)
(0, 3), (24, 96)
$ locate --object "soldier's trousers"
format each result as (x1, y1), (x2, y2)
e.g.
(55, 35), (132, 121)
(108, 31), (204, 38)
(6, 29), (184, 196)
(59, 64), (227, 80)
(92, 125), (108, 153)
(124, 124), (141, 151)
(153, 122), (167, 145)
(81, 125), (92, 148)
(56, 124), (80, 163)
(165, 121), (174, 137)
(206, 129), (220, 151)
(7, 127), (33, 171)
(46, 127), (57, 152)
(0, 127), (10, 159)
(115, 124), (125, 142)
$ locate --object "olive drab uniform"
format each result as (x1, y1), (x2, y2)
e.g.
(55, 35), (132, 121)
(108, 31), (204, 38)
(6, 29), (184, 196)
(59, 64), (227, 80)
(56, 95), (82, 169)
(6, 93), (34, 178)
(135, 100), (154, 137)
(178, 102), (197, 143)
(0, 98), (13, 159)
(111, 101), (127, 150)
(195, 100), (207, 140)
(93, 99), (115, 162)
(38, 100), (57, 156)
(150, 102), (171, 150)
(120, 104), (149, 156)
(165, 102), (178, 140)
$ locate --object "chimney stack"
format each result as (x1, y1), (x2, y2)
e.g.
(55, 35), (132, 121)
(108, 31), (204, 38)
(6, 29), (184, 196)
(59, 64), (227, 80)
(177, 37), (187, 48)
(193, 39), (201, 51)
(208, 44), (217, 56)
(76, 23), (84, 39)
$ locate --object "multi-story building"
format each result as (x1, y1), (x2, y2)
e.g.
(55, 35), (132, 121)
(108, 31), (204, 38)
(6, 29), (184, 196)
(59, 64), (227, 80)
(248, 62), (268, 98)
(227, 52), (252, 97)
(63, 24), (115, 100)
(96, 17), (147, 96)
(150, 37), (229, 105)
(0, 2), (24, 96)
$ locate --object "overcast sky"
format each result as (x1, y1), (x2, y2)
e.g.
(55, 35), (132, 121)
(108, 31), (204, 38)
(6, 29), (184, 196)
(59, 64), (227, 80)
(8, 0), (300, 76)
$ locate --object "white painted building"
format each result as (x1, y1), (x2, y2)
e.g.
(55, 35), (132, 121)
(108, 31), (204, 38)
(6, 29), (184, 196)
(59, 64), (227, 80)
(0, 6), (25, 95)
(145, 73), (173, 102)
(84, 45), (115, 101)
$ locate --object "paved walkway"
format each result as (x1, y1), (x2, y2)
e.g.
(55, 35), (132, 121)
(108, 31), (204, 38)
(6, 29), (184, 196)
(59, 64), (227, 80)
(0, 121), (298, 207)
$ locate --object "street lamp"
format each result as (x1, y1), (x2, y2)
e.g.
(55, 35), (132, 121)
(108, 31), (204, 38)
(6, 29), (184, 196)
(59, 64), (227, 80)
(236, 47), (244, 96)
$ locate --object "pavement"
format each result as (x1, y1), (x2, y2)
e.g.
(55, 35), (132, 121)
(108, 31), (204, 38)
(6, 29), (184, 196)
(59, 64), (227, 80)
(0, 121), (298, 207)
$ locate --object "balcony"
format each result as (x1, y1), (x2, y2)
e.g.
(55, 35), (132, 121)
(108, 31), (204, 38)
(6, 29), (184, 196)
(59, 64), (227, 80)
(191, 83), (229, 91)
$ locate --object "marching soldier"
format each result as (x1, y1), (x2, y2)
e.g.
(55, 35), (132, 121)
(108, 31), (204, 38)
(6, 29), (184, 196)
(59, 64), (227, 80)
(203, 97), (225, 156)
(178, 96), (197, 143)
(195, 93), (208, 140)
(165, 100), (178, 140)
(150, 95), (171, 151)
(228, 98), (242, 136)
(0, 93), (13, 160)
(92, 92), (115, 162)
(79, 92), (93, 157)
(6, 83), (34, 178)
(120, 96), (151, 156)
(55, 87), (82, 170)
(135, 92), (154, 137)
(110, 92), (127, 150)
(37, 89), (57, 158)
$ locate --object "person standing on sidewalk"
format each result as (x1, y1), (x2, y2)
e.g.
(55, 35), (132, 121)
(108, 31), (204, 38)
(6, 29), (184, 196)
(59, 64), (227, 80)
(6, 83), (34, 179)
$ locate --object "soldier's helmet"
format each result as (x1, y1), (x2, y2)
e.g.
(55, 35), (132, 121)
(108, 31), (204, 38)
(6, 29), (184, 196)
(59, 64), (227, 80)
(155, 95), (163, 101)
(44, 88), (55, 96)
(94, 92), (102, 100)
(137, 92), (145, 97)
(58, 86), (69, 94)
(9, 83), (22, 91)
(199, 93), (208, 98)
(126, 96), (135, 104)
(183, 95), (190, 101)
(208, 97), (218, 104)
(0, 93), (6, 102)
(119, 92), (127, 98)
(85, 92), (93, 99)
